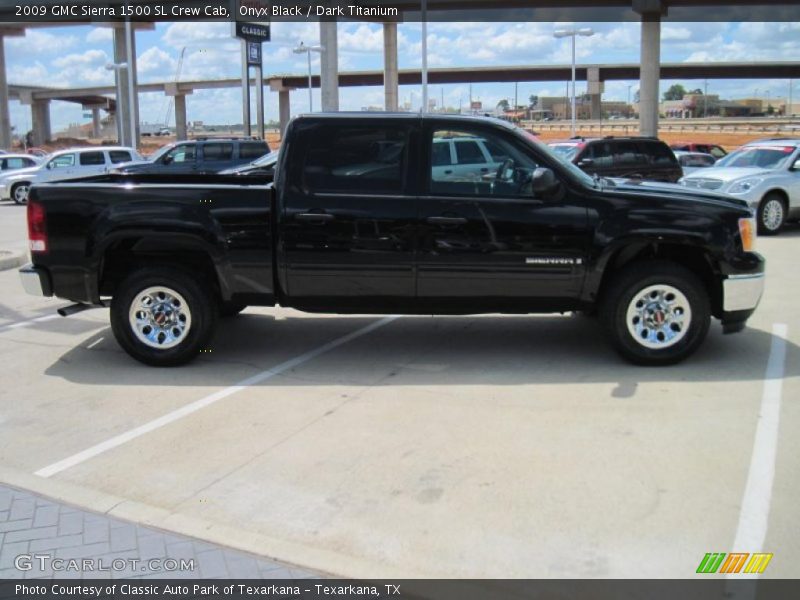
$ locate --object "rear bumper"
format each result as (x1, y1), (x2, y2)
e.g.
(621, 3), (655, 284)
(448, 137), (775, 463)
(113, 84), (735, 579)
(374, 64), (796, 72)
(19, 264), (52, 297)
(723, 272), (764, 312)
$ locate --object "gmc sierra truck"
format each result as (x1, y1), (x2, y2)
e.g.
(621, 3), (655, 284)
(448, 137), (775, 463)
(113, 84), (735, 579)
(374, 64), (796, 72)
(19, 114), (765, 367)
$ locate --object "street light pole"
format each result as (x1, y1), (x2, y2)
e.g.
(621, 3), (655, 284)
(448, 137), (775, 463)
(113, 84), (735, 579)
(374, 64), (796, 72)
(554, 28), (594, 137)
(294, 42), (325, 113)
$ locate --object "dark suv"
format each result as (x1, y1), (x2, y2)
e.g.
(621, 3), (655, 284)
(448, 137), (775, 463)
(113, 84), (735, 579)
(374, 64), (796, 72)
(114, 138), (270, 175)
(548, 136), (682, 182)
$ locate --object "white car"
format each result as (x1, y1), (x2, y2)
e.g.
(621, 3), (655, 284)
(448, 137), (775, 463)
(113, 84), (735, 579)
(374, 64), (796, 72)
(673, 150), (716, 176)
(680, 139), (800, 235)
(431, 136), (504, 182)
(0, 146), (141, 204)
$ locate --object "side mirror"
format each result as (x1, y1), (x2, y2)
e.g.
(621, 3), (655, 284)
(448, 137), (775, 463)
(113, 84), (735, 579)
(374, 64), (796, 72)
(577, 158), (594, 168)
(531, 167), (558, 194)
(46, 162), (54, 170)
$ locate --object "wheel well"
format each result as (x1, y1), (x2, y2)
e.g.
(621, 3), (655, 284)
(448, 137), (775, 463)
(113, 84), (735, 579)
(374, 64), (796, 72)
(100, 239), (220, 300)
(597, 243), (722, 316)
(760, 189), (788, 207)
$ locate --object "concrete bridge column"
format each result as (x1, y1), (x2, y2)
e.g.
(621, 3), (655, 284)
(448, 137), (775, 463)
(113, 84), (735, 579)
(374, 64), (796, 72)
(113, 25), (140, 147)
(0, 29), (25, 148)
(174, 94), (188, 141)
(319, 21), (339, 111)
(278, 89), (291, 138)
(634, 0), (665, 137)
(30, 99), (51, 145)
(92, 108), (101, 138)
(587, 66), (604, 120)
(165, 83), (191, 141)
(383, 22), (399, 111)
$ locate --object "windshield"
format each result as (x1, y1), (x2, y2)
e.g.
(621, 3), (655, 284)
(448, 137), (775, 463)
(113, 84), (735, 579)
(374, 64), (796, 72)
(251, 150), (279, 167)
(715, 145), (797, 170)
(548, 144), (581, 161)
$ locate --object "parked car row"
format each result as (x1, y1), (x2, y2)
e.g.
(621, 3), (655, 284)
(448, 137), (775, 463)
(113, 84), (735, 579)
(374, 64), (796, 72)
(0, 137), (275, 204)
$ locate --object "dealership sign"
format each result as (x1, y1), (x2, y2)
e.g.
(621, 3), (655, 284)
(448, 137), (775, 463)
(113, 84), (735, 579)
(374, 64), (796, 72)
(232, 0), (271, 42)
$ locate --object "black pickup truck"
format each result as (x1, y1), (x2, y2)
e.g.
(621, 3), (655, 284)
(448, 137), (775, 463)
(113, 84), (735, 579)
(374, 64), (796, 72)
(19, 114), (765, 367)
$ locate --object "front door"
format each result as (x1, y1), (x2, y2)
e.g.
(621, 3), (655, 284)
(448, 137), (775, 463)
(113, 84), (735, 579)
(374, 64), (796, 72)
(417, 122), (590, 312)
(280, 119), (419, 310)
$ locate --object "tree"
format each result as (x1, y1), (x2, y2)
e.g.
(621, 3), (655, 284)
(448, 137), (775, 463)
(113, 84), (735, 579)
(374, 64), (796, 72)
(663, 84), (687, 101)
(767, 104), (775, 115)
(496, 99), (510, 112)
(528, 94), (539, 108)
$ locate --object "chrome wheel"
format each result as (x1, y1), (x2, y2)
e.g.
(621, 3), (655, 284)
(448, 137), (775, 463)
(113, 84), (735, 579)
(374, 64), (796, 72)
(761, 198), (784, 232)
(13, 183), (29, 204)
(625, 284), (692, 350)
(128, 286), (192, 350)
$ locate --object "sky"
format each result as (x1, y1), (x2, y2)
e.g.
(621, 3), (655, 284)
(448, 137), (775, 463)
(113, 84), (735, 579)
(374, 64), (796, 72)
(5, 20), (800, 133)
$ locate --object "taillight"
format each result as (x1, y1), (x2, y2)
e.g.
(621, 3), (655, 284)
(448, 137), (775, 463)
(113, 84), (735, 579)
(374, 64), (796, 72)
(27, 201), (47, 253)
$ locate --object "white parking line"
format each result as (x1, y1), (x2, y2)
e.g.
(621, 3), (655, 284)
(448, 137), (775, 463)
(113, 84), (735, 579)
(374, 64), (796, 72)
(34, 315), (400, 478)
(0, 314), (60, 334)
(728, 323), (788, 579)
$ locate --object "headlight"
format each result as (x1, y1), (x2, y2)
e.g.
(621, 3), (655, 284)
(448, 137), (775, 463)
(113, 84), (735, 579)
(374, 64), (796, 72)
(738, 217), (757, 252)
(728, 178), (763, 194)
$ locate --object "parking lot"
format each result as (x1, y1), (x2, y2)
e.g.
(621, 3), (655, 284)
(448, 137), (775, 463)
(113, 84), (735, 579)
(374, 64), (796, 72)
(0, 201), (798, 579)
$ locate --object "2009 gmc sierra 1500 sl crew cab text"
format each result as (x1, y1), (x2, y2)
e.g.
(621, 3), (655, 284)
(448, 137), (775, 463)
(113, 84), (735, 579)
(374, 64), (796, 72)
(19, 114), (765, 367)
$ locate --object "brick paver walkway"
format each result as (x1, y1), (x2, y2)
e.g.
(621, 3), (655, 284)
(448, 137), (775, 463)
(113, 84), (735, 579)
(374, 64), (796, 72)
(0, 484), (319, 579)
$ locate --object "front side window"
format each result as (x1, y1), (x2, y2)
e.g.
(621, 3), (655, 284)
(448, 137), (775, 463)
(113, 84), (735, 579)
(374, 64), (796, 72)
(588, 142), (614, 167)
(49, 154), (75, 168)
(164, 144), (195, 164)
(430, 128), (539, 198)
(203, 143), (234, 161)
(301, 125), (407, 194)
(79, 152), (106, 166)
(615, 141), (644, 165)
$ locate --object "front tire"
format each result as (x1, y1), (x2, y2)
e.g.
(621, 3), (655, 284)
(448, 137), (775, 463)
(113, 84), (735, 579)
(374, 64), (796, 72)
(600, 261), (710, 366)
(110, 268), (217, 366)
(757, 194), (786, 235)
(11, 182), (30, 205)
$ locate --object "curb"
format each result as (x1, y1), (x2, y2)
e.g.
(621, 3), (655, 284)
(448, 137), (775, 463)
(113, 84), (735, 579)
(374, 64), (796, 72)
(0, 248), (27, 271)
(0, 465), (423, 580)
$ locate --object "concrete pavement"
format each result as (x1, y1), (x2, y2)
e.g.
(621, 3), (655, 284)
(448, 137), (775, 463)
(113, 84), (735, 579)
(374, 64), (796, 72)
(0, 200), (797, 579)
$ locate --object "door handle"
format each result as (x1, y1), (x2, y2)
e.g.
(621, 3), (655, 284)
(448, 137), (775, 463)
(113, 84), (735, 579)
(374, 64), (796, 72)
(426, 216), (467, 226)
(296, 212), (335, 223)
(444, 170), (453, 175)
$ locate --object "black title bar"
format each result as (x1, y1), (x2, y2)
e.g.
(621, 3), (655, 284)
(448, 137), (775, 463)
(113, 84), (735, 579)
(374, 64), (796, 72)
(1, 0), (800, 23)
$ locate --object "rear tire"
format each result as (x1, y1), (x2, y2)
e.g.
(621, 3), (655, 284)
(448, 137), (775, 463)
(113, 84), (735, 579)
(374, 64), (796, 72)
(757, 193), (786, 235)
(11, 182), (30, 205)
(110, 267), (217, 366)
(600, 261), (710, 366)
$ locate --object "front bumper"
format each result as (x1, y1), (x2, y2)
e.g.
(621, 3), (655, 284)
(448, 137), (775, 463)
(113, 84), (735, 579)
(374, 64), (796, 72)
(0, 182), (9, 200)
(723, 272), (764, 312)
(19, 264), (52, 297)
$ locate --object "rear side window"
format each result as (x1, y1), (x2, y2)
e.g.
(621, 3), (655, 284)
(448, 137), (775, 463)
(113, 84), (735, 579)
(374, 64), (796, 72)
(614, 141), (645, 165)
(80, 152), (106, 166)
(301, 125), (407, 194)
(239, 142), (269, 159)
(203, 143), (234, 161)
(109, 150), (133, 164)
(3, 157), (29, 169)
(709, 146), (727, 159)
(431, 141), (451, 166)
(647, 142), (679, 167)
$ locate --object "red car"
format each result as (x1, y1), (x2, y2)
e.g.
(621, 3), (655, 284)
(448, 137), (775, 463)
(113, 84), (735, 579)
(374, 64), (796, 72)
(669, 142), (727, 159)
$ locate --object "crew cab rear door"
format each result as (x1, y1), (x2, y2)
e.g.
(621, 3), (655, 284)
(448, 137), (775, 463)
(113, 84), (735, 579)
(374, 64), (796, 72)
(416, 121), (589, 309)
(278, 118), (419, 308)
